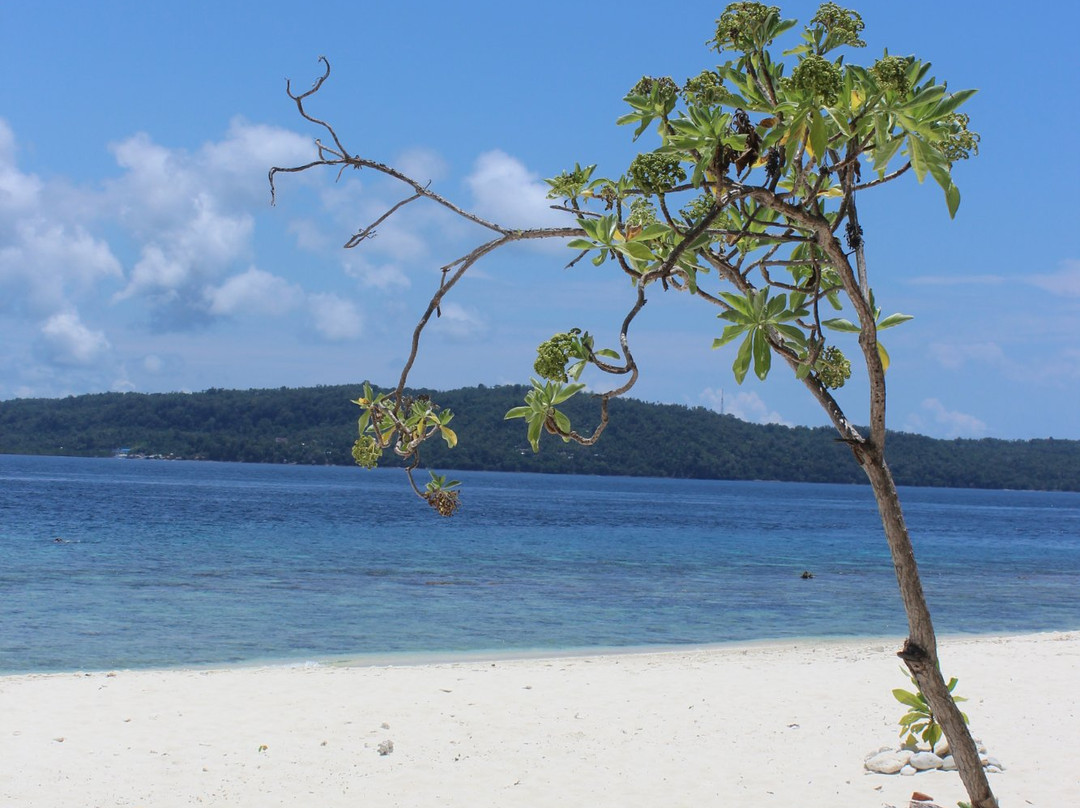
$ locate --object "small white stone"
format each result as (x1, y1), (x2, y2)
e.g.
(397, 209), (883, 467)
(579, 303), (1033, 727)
(865, 751), (905, 774)
(986, 765), (1002, 774)
(934, 738), (950, 756)
(909, 751), (944, 771)
(941, 755), (957, 771)
(900, 764), (917, 776)
(985, 756), (1004, 770)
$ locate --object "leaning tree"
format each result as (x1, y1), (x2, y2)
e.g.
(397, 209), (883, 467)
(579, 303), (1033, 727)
(271, 4), (994, 806)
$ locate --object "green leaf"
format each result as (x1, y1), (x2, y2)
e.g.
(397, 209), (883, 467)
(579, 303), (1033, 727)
(526, 417), (542, 452)
(924, 723), (942, 749)
(504, 406), (531, 420)
(714, 323), (750, 347)
(752, 330), (772, 380)
(808, 109), (827, 162)
(822, 317), (861, 333)
(877, 312), (913, 329)
(566, 238), (597, 250)
(945, 181), (961, 219)
(552, 408), (571, 434)
(732, 334), (753, 384)
(551, 382), (585, 405)
(892, 689), (924, 709)
(439, 426), (458, 448)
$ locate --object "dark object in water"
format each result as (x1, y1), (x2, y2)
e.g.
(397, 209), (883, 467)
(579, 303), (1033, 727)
(800, 570), (814, 579)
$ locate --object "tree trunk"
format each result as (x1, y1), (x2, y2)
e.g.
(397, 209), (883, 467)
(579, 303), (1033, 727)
(860, 453), (999, 808)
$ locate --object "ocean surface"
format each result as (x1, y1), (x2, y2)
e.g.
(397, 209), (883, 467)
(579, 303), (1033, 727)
(2, 454), (1079, 674)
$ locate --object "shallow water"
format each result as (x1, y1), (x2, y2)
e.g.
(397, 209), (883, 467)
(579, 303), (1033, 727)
(2, 454), (1078, 673)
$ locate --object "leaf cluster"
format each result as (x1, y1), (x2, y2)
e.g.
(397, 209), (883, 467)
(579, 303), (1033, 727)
(893, 671), (968, 750)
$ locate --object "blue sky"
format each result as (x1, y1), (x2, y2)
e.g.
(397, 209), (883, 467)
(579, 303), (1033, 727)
(2, 1), (1079, 440)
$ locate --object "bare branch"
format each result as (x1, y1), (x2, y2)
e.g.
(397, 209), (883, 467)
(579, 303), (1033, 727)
(344, 190), (423, 248)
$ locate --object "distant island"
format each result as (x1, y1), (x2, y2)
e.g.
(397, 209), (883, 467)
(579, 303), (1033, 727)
(2, 383), (1079, 492)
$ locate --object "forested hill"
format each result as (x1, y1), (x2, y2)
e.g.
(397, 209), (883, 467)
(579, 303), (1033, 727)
(2, 384), (1078, 491)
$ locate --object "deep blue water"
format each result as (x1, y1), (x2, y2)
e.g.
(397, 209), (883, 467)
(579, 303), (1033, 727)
(1, 454), (1078, 673)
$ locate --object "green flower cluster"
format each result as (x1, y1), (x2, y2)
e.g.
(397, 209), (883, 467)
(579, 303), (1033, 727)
(351, 435), (382, 469)
(680, 193), (715, 226)
(682, 70), (725, 105)
(815, 345), (852, 389)
(626, 198), (658, 228)
(534, 331), (580, 383)
(713, 2), (780, 52)
(546, 163), (594, 201)
(870, 55), (911, 95)
(940, 113), (981, 162)
(629, 75), (679, 102)
(810, 3), (865, 47)
(789, 54), (843, 106)
(629, 152), (687, 193)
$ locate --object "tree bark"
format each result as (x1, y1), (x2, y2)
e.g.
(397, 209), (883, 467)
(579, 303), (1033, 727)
(860, 453), (999, 808)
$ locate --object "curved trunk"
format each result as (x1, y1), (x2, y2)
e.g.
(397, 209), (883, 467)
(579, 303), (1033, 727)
(860, 453), (999, 808)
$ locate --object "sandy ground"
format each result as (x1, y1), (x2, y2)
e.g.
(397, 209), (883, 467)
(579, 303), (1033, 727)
(1, 632), (1076, 807)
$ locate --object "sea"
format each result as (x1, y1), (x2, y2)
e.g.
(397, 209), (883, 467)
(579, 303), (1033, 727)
(2, 454), (1078, 674)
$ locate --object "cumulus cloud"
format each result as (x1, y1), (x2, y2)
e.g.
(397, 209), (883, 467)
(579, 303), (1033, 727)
(205, 267), (303, 316)
(107, 121), (313, 313)
(0, 220), (123, 314)
(37, 310), (111, 366)
(465, 150), (568, 229)
(0, 120), (43, 217)
(308, 292), (362, 341)
(906, 398), (987, 439)
(699, 388), (791, 426)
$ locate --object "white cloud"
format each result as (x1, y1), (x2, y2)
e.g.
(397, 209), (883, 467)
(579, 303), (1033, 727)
(906, 398), (987, 439)
(465, 150), (569, 229)
(106, 121), (314, 312)
(908, 274), (1006, 287)
(431, 300), (486, 341)
(37, 310), (111, 366)
(115, 193), (253, 301)
(0, 120), (43, 217)
(308, 292), (362, 341)
(0, 219), (123, 314)
(341, 252), (411, 291)
(927, 341), (1006, 370)
(699, 387), (791, 426)
(396, 148), (448, 183)
(205, 267), (303, 316)
(201, 117), (314, 202)
(1028, 259), (1080, 297)
(0, 122), (124, 317)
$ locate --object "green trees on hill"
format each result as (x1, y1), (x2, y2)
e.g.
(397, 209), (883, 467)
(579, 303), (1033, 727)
(2, 383), (1079, 492)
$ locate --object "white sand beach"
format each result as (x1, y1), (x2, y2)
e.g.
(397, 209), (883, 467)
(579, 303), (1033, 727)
(1, 632), (1076, 807)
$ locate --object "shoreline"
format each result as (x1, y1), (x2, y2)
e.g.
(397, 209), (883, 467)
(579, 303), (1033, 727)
(3, 630), (1077, 807)
(5, 627), (1075, 678)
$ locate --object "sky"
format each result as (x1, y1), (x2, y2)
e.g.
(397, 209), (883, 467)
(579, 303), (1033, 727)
(2, 1), (1079, 441)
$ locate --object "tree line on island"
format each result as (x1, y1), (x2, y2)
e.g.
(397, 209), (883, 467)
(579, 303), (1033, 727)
(1, 382), (1077, 492)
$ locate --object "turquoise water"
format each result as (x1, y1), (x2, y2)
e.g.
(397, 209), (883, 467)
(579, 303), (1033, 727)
(2, 454), (1079, 673)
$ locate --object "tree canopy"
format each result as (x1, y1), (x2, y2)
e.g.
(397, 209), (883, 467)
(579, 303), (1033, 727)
(270, 4), (998, 805)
